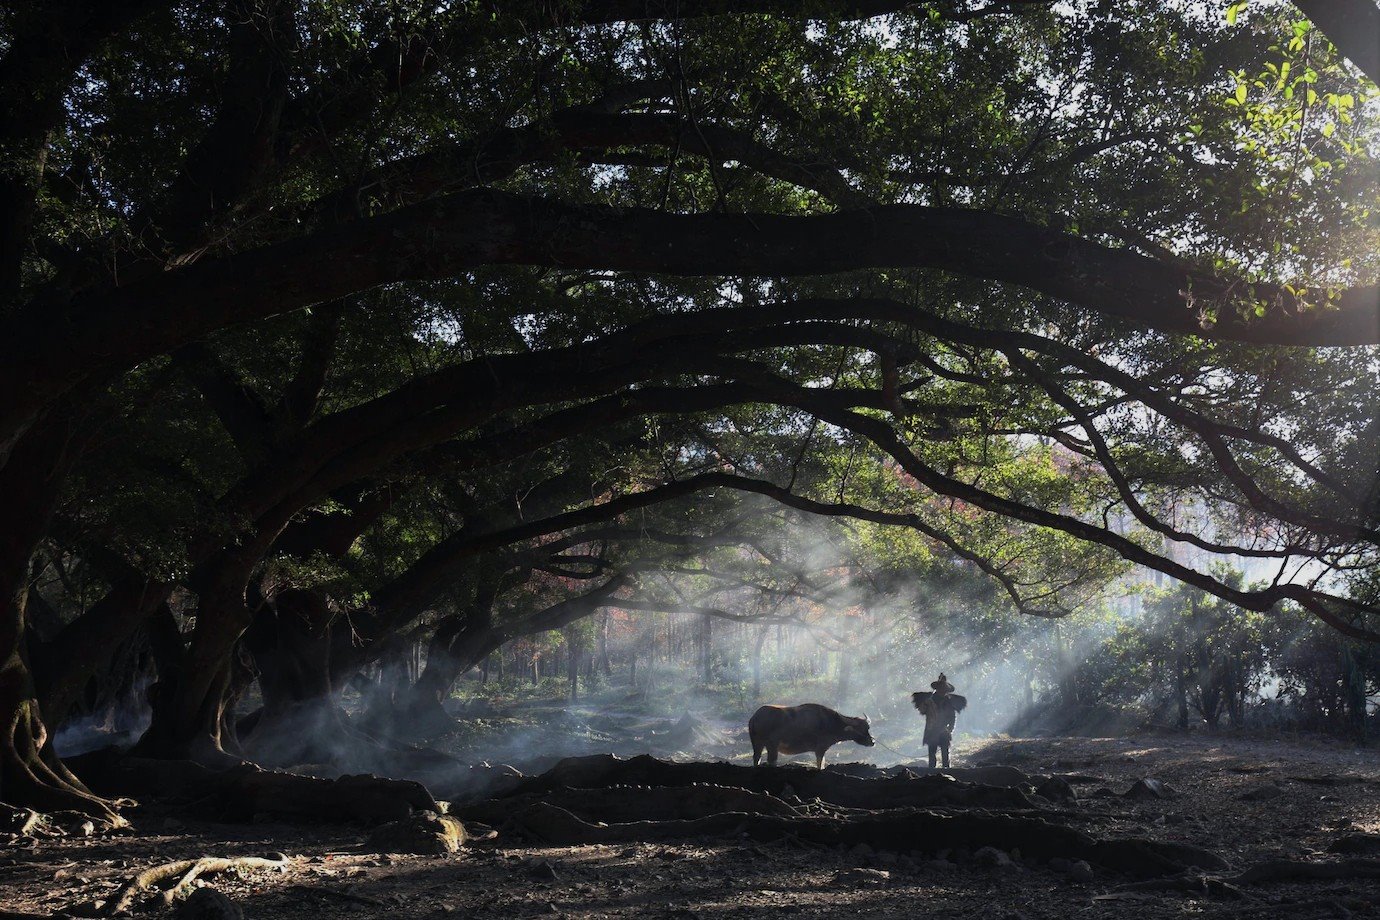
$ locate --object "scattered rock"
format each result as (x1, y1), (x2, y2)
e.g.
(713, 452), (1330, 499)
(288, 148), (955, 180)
(1036, 777), (1077, 803)
(172, 888), (243, 920)
(1238, 783), (1285, 802)
(1122, 778), (1174, 801)
(366, 812), (467, 855)
(1067, 860), (1095, 883)
(529, 860), (560, 881)
(974, 847), (1015, 871)
(832, 867), (890, 887)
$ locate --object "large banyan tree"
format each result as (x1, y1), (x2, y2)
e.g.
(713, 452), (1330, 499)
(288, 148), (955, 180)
(0, 0), (1377, 819)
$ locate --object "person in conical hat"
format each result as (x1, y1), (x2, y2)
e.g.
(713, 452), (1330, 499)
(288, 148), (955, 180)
(911, 673), (967, 769)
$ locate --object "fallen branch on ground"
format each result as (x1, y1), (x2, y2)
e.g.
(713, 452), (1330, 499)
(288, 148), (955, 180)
(104, 855), (288, 915)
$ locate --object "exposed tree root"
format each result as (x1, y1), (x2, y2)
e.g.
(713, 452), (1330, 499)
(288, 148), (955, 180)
(1328, 833), (1380, 856)
(101, 855), (287, 915)
(505, 802), (1222, 876)
(224, 768), (436, 823)
(1224, 857), (1380, 885)
(0, 803), (44, 835)
(1109, 874), (1247, 899)
(1106, 857), (1380, 902)
(68, 751), (438, 824)
(456, 782), (803, 825)
(829, 762), (1039, 788)
(504, 754), (1035, 810)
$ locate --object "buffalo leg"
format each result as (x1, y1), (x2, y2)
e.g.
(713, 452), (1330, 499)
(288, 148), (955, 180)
(766, 744), (780, 766)
(815, 749), (827, 770)
(752, 742), (763, 767)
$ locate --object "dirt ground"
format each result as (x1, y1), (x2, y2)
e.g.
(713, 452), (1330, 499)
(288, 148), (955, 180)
(5, 732), (1380, 919)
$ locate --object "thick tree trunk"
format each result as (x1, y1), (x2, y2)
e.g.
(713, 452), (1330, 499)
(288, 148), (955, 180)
(395, 580), (502, 732)
(136, 555), (259, 763)
(0, 410), (119, 820)
(237, 589), (350, 766)
(1, 596), (121, 823)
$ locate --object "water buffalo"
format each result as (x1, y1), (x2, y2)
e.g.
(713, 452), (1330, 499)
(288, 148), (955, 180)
(748, 703), (874, 768)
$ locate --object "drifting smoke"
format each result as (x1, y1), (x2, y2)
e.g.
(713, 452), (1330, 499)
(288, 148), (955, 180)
(50, 494), (1349, 786)
(53, 673), (153, 758)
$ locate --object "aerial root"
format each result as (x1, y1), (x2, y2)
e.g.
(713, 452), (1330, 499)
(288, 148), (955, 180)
(101, 854), (288, 915)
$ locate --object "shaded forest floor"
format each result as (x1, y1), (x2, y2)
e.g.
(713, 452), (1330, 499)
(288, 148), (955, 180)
(6, 722), (1380, 918)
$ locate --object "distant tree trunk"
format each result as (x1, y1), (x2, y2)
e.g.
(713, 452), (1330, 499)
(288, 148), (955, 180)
(598, 612), (611, 676)
(568, 642), (579, 702)
(752, 626), (768, 700)
(398, 578), (501, 730)
(1175, 650), (1189, 730)
(1344, 645), (1367, 744)
(700, 614), (713, 687)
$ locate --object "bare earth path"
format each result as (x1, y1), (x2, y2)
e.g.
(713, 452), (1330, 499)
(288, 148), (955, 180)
(4, 733), (1380, 918)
